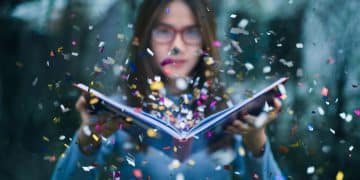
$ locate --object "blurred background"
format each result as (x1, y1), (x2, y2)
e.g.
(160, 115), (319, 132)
(0, 0), (359, 179)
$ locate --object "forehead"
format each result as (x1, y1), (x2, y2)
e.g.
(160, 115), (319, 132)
(158, 1), (197, 29)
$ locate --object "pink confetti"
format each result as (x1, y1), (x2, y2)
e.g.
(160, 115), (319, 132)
(50, 50), (55, 57)
(196, 100), (202, 106)
(206, 131), (212, 138)
(134, 107), (142, 113)
(133, 169), (142, 178)
(321, 87), (329, 97)
(210, 100), (217, 108)
(212, 40), (221, 47)
(95, 124), (101, 133)
(354, 109), (360, 116)
(72, 41), (77, 46)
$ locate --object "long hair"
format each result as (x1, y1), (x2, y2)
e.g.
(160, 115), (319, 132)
(120, 0), (233, 152)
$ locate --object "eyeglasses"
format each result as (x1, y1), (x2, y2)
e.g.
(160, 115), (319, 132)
(151, 23), (202, 45)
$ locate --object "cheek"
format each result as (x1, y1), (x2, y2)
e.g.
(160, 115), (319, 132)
(151, 42), (169, 64)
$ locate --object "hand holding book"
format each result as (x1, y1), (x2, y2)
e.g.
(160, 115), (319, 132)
(75, 94), (125, 155)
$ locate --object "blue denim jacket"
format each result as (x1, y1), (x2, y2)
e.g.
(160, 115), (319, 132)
(52, 129), (283, 180)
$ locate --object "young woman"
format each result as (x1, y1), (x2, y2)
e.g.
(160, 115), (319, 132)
(52, 0), (283, 179)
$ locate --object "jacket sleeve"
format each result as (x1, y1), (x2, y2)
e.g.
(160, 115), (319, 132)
(51, 131), (116, 180)
(232, 135), (284, 180)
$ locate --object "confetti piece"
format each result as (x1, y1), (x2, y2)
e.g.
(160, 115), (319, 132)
(32, 77), (38, 86)
(53, 117), (60, 124)
(339, 112), (353, 122)
(187, 159), (195, 166)
(263, 66), (271, 73)
(212, 40), (221, 47)
(349, 145), (354, 151)
(43, 136), (50, 142)
(50, 50), (55, 57)
(306, 166), (315, 174)
(296, 43), (304, 48)
(238, 19), (249, 29)
(59, 135), (65, 141)
(82, 166), (95, 172)
(307, 124), (314, 131)
(173, 146), (177, 152)
(146, 48), (154, 56)
(88, 25), (93, 30)
(71, 52), (79, 56)
(353, 109), (360, 116)
(72, 41), (76, 46)
(168, 159), (181, 170)
(317, 107), (325, 116)
(244, 63), (254, 71)
(133, 169), (142, 178)
(330, 128), (336, 135)
(60, 104), (70, 113)
(92, 134), (99, 142)
(321, 87), (329, 97)
(336, 171), (344, 180)
(102, 57), (116, 65)
(57, 47), (63, 53)
(238, 146), (246, 156)
(150, 81), (164, 91)
(89, 98), (99, 105)
(176, 78), (188, 90)
(64, 143), (69, 148)
(146, 128), (157, 137)
(230, 14), (237, 18)
(126, 154), (136, 167)
(279, 58), (294, 67)
(204, 56), (215, 65)
(95, 124), (101, 133)
(82, 125), (91, 136)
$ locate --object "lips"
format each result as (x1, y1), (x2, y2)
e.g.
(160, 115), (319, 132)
(161, 58), (186, 67)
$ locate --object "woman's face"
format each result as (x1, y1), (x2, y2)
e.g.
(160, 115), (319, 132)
(150, 0), (202, 79)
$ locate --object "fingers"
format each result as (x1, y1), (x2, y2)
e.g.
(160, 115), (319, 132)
(227, 119), (254, 135)
(76, 95), (88, 112)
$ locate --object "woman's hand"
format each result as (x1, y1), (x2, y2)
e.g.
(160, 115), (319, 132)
(225, 98), (282, 156)
(75, 94), (123, 155)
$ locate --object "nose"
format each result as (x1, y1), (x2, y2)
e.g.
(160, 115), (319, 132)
(170, 33), (186, 55)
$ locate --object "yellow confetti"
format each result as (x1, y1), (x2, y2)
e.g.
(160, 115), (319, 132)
(146, 128), (157, 138)
(289, 140), (301, 148)
(238, 146), (246, 156)
(60, 153), (65, 158)
(53, 117), (61, 124)
(89, 98), (99, 105)
(168, 160), (181, 170)
(42, 136), (50, 142)
(173, 146), (177, 152)
(150, 81), (164, 91)
(64, 143), (69, 148)
(126, 117), (133, 122)
(187, 159), (196, 166)
(336, 171), (344, 180)
(158, 105), (165, 111)
(92, 134), (99, 142)
(57, 46), (63, 53)
(48, 84), (53, 90)
(204, 56), (215, 65)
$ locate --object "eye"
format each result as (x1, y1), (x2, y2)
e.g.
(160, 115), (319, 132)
(153, 26), (173, 36)
(184, 27), (201, 37)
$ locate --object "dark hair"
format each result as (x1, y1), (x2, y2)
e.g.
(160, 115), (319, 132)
(123, 0), (227, 110)
(120, 0), (233, 152)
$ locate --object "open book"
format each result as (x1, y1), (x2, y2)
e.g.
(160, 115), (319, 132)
(74, 77), (288, 159)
